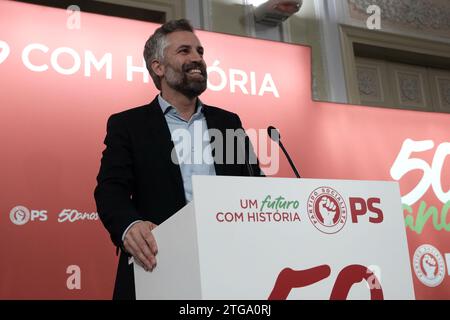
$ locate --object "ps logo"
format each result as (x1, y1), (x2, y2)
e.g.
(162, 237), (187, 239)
(0, 40), (10, 65)
(349, 198), (384, 224)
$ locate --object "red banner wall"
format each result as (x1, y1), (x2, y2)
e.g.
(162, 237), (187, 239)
(0, 1), (448, 299)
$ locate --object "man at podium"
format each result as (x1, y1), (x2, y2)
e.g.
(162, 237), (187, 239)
(94, 19), (262, 300)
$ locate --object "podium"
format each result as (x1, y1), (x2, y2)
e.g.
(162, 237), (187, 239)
(134, 176), (415, 300)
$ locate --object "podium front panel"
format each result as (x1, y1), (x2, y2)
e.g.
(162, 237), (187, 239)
(192, 176), (414, 300)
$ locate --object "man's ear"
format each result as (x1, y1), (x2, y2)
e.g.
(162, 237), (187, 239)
(151, 59), (164, 77)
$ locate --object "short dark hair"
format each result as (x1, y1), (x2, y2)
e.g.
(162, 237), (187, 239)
(143, 19), (194, 90)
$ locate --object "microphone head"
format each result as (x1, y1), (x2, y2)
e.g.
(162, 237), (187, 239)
(267, 126), (280, 143)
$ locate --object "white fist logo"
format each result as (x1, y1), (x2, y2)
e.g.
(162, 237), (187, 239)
(319, 197), (338, 226)
(308, 187), (347, 234)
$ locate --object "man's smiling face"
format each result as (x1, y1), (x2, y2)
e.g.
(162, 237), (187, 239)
(161, 31), (207, 98)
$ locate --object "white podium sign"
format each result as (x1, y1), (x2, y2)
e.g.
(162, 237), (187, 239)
(134, 176), (415, 300)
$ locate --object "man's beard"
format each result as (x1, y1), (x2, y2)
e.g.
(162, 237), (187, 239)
(164, 62), (208, 98)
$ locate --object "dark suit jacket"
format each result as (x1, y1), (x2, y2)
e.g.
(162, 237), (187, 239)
(94, 96), (261, 300)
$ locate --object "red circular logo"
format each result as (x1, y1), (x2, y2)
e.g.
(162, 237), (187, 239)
(307, 187), (347, 234)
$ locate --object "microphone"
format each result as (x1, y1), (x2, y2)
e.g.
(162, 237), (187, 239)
(267, 126), (301, 178)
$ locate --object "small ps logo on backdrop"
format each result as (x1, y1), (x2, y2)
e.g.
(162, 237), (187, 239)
(10, 206), (30, 225)
(9, 205), (47, 225)
(307, 187), (348, 234)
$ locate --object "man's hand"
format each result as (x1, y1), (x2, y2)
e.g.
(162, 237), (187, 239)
(123, 221), (158, 272)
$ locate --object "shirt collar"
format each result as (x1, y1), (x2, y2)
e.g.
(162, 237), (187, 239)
(158, 94), (203, 116)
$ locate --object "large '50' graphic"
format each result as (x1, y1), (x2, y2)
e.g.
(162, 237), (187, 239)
(269, 265), (383, 300)
(390, 139), (450, 206)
